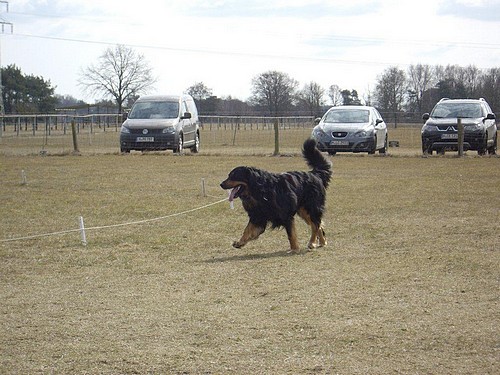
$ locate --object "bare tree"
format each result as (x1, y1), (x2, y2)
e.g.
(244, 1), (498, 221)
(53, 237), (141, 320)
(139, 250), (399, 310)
(328, 84), (343, 106)
(363, 85), (373, 106)
(79, 44), (156, 113)
(407, 64), (434, 114)
(341, 89), (361, 105)
(463, 65), (482, 98)
(375, 66), (407, 127)
(481, 67), (500, 111)
(186, 82), (213, 101)
(250, 70), (298, 116)
(298, 81), (325, 116)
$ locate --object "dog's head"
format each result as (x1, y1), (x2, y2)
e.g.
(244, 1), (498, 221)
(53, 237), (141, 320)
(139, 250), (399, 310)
(220, 166), (255, 202)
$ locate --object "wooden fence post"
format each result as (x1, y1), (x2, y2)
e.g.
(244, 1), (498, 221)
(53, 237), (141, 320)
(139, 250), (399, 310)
(273, 119), (280, 155)
(71, 119), (80, 154)
(457, 118), (464, 157)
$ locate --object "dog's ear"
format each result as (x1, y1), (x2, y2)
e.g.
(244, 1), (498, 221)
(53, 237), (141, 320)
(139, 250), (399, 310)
(247, 167), (261, 180)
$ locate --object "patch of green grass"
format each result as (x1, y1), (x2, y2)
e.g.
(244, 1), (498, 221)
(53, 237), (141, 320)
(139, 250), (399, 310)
(1, 152), (499, 374)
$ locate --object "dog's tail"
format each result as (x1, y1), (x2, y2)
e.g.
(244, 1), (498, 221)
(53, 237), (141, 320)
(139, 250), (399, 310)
(303, 138), (332, 189)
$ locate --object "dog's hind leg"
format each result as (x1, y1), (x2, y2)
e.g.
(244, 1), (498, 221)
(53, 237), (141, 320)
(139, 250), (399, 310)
(298, 208), (325, 249)
(284, 219), (300, 253)
(233, 221), (265, 248)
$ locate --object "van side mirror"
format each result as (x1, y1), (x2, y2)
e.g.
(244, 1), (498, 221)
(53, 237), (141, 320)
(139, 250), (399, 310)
(314, 117), (321, 125)
(422, 113), (430, 122)
(181, 112), (192, 120)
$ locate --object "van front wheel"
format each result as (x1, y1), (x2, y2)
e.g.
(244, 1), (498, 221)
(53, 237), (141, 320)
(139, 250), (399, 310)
(174, 133), (183, 154)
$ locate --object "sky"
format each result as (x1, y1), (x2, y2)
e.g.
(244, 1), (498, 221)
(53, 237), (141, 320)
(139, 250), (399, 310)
(2, 0), (500, 104)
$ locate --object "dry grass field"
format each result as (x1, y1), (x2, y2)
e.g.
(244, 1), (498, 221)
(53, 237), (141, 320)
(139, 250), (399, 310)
(1, 148), (499, 374)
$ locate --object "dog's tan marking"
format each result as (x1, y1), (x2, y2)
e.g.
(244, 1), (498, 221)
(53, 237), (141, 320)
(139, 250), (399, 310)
(233, 222), (265, 248)
(286, 219), (300, 253)
(298, 207), (327, 249)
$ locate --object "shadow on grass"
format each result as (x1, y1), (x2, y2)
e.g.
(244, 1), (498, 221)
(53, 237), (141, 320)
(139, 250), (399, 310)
(204, 250), (294, 263)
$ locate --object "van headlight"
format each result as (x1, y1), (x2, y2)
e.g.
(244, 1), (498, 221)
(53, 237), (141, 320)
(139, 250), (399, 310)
(120, 125), (130, 134)
(162, 127), (175, 134)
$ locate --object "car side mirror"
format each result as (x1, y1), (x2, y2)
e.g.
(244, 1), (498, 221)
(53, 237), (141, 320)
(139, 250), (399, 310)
(375, 119), (383, 125)
(181, 112), (192, 120)
(485, 113), (496, 120)
(422, 113), (430, 122)
(314, 117), (321, 125)
(122, 112), (128, 121)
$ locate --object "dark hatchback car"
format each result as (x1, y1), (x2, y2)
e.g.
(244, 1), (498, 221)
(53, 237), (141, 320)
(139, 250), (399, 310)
(421, 98), (497, 155)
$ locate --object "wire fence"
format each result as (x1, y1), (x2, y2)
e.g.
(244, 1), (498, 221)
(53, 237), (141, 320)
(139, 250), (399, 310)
(0, 114), (424, 156)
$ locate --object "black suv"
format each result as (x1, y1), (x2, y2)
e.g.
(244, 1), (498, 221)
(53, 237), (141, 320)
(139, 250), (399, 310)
(421, 98), (497, 155)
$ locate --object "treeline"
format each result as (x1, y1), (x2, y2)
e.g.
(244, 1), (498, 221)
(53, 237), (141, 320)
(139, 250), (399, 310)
(373, 64), (500, 123)
(2, 63), (499, 120)
(191, 64), (500, 120)
(1, 65), (58, 113)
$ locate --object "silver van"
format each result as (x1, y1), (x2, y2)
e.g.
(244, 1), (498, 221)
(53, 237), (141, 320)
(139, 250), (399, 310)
(120, 94), (200, 153)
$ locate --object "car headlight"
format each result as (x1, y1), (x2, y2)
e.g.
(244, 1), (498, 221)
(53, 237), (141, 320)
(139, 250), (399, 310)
(422, 125), (436, 134)
(355, 129), (373, 137)
(312, 127), (326, 139)
(120, 126), (130, 134)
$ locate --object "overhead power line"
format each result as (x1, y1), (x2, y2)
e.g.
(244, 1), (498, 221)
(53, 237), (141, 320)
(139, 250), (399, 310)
(8, 10), (500, 52)
(11, 31), (500, 71)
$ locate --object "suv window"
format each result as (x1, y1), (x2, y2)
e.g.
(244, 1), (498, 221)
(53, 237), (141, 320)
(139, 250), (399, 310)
(431, 102), (483, 119)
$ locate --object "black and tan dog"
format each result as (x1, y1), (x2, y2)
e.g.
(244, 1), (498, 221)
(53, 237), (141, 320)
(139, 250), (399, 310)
(220, 139), (332, 253)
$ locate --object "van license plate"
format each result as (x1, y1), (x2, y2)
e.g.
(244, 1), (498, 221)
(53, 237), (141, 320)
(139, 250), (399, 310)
(137, 137), (154, 142)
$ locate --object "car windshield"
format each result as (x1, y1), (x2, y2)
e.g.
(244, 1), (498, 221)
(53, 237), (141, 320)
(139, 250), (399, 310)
(128, 101), (179, 119)
(431, 103), (483, 119)
(324, 109), (369, 123)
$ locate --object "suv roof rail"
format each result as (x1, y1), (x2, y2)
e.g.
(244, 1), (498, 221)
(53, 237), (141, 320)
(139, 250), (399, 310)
(479, 98), (486, 102)
(438, 98), (450, 102)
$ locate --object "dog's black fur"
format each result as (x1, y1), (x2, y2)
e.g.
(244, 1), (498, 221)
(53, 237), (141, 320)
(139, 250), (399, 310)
(220, 139), (332, 253)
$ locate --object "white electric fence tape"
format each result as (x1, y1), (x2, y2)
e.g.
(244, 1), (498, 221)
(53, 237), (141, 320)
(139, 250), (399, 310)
(0, 197), (228, 244)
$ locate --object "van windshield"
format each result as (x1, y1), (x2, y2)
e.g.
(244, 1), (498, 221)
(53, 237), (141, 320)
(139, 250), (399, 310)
(128, 101), (179, 119)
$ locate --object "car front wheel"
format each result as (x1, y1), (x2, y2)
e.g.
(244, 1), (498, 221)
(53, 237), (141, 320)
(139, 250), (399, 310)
(379, 134), (388, 154)
(368, 136), (377, 154)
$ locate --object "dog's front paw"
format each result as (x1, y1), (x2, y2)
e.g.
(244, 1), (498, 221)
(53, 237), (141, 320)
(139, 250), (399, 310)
(232, 241), (243, 248)
(308, 242), (318, 249)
